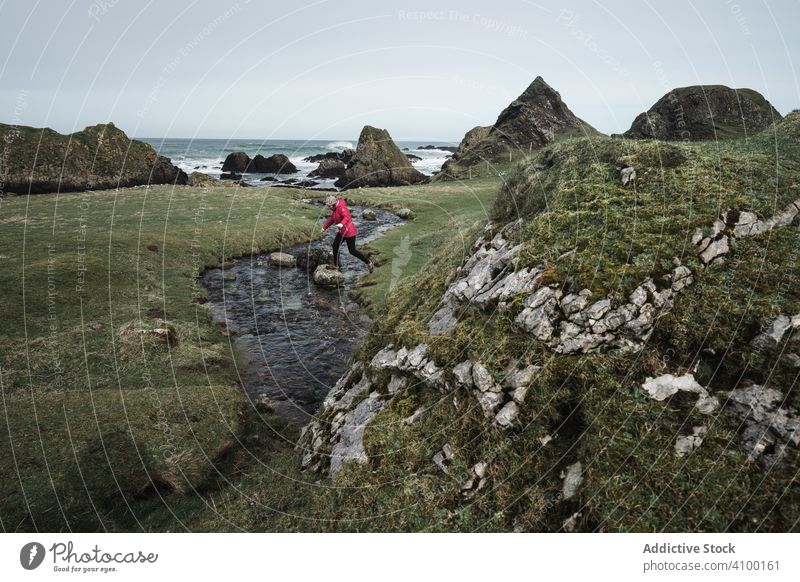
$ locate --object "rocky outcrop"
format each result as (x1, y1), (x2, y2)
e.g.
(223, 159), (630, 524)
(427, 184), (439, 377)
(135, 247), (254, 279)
(308, 159), (346, 178)
(334, 126), (428, 189)
(299, 354), (422, 475)
(0, 122), (187, 194)
(726, 383), (800, 464)
(692, 199), (800, 265)
(428, 221), (695, 355)
(303, 150), (354, 164)
(437, 77), (601, 180)
(451, 360), (539, 427)
(623, 85), (781, 141)
(221, 152), (252, 172)
(437, 125), (491, 179)
(250, 153), (297, 174)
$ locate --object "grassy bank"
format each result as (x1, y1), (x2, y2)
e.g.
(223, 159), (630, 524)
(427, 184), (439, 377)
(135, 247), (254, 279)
(299, 122), (800, 532)
(0, 177), (501, 531)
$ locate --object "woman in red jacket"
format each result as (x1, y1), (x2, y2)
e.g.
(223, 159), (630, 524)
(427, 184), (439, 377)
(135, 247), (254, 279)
(322, 195), (374, 273)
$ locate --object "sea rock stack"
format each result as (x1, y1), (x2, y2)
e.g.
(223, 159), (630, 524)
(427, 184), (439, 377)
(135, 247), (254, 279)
(622, 85), (781, 141)
(250, 153), (297, 174)
(438, 76), (601, 180)
(0, 122), (187, 194)
(221, 152), (251, 172)
(334, 126), (428, 189)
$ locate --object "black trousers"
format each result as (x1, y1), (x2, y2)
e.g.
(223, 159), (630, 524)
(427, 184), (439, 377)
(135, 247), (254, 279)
(332, 233), (369, 267)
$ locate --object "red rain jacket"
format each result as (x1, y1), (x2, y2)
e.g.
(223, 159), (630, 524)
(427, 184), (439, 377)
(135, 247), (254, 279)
(322, 198), (357, 238)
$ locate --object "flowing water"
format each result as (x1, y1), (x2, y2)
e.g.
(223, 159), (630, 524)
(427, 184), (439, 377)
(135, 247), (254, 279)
(201, 203), (403, 424)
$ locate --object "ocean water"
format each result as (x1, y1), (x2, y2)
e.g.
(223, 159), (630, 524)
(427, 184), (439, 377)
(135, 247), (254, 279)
(138, 137), (457, 188)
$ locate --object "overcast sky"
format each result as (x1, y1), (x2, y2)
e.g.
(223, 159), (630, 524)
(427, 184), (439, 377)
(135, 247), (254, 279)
(1, 0), (798, 141)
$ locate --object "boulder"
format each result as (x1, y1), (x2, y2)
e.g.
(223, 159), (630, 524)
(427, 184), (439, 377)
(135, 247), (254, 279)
(562, 462), (584, 500)
(623, 85), (781, 141)
(395, 208), (413, 219)
(0, 122), (188, 194)
(438, 77), (602, 180)
(221, 152), (252, 172)
(268, 252), (296, 267)
(250, 153), (297, 174)
(620, 166), (636, 186)
(334, 126), (429, 189)
(362, 208), (377, 220)
(308, 158), (346, 178)
(188, 172), (214, 187)
(313, 264), (344, 288)
(405, 153), (423, 162)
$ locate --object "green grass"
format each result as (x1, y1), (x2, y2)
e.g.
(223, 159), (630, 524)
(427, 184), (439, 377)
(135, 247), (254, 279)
(341, 177), (500, 312)
(0, 178), (502, 531)
(0, 183), (325, 531)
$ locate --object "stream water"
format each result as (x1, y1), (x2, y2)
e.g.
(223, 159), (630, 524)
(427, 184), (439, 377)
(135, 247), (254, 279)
(201, 203), (403, 424)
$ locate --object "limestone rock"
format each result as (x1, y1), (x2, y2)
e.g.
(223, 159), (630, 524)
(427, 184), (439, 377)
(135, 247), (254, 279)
(362, 208), (377, 220)
(494, 401), (520, 428)
(428, 302), (459, 335)
(562, 462), (584, 500)
(675, 426), (707, 457)
(642, 373), (706, 401)
(329, 391), (387, 474)
(620, 166), (636, 186)
(752, 314), (793, 350)
(699, 235), (729, 264)
(726, 383), (800, 462)
(452, 360), (474, 388)
(462, 461), (489, 497)
(395, 208), (413, 219)
(433, 443), (454, 474)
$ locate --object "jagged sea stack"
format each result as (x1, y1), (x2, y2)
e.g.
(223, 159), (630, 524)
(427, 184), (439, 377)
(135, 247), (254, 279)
(622, 85), (781, 141)
(334, 126), (428, 189)
(438, 76), (601, 180)
(0, 122), (187, 194)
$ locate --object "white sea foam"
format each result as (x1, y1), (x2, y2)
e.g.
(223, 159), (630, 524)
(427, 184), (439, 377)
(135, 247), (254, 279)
(325, 141), (354, 151)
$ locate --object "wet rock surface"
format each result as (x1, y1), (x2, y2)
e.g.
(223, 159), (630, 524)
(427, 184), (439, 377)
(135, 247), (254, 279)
(201, 205), (402, 425)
